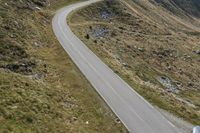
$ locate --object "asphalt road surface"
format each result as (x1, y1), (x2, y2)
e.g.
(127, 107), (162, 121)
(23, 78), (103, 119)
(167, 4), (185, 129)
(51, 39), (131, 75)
(52, 0), (182, 132)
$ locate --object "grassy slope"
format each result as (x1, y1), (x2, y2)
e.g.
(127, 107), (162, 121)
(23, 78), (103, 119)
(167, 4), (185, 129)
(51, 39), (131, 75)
(50, 0), (86, 10)
(0, 0), (127, 132)
(69, 0), (200, 125)
(153, 0), (200, 18)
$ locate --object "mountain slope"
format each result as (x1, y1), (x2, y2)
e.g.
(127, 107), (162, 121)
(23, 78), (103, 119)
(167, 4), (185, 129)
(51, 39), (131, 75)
(0, 0), (127, 132)
(153, 0), (200, 17)
(69, 0), (200, 126)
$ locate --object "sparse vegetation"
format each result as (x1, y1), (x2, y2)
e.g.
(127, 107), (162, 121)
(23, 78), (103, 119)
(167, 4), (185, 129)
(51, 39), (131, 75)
(0, 0), (127, 132)
(69, 0), (200, 125)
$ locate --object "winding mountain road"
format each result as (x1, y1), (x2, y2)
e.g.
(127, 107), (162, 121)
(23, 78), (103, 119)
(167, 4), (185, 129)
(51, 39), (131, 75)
(52, 0), (182, 132)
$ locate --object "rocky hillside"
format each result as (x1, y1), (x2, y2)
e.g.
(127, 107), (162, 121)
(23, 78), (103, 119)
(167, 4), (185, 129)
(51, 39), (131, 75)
(69, 0), (200, 126)
(0, 0), (127, 132)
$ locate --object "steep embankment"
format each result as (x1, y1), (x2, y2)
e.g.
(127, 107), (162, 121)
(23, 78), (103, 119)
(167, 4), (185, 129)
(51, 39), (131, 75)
(69, 0), (200, 126)
(0, 0), (127, 132)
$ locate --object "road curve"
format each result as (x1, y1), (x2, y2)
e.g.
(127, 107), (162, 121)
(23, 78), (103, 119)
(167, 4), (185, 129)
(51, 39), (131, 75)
(52, 1), (181, 133)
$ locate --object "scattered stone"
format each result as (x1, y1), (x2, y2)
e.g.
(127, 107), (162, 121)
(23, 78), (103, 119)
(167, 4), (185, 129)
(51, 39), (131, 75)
(27, 2), (36, 10)
(101, 10), (113, 19)
(63, 101), (74, 108)
(127, 45), (131, 49)
(24, 0), (50, 10)
(34, 42), (39, 47)
(115, 118), (121, 123)
(138, 47), (144, 52)
(35, 6), (41, 10)
(122, 63), (128, 67)
(33, 73), (45, 80)
(116, 57), (121, 61)
(166, 66), (172, 71)
(4, 60), (36, 75)
(119, 26), (126, 30)
(72, 116), (77, 121)
(85, 34), (90, 39)
(114, 70), (119, 74)
(33, 42), (42, 48)
(183, 54), (192, 61)
(94, 40), (97, 43)
(10, 106), (18, 109)
(158, 76), (180, 93)
(32, 0), (50, 7)
(194, 50), (200, 55)
(153, 48), (174, 59)
(10, 34), (17, 38)
(92, 28), (108, 38)
(187, 82), (194, 87)
(174, 81), (182, 87)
